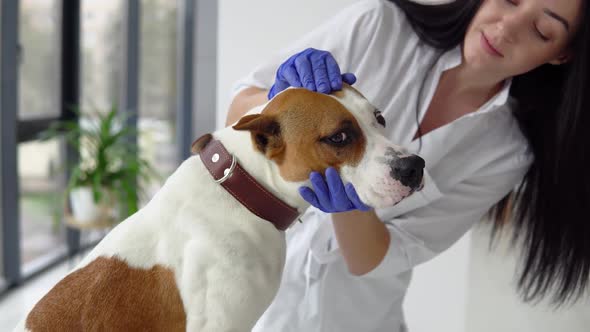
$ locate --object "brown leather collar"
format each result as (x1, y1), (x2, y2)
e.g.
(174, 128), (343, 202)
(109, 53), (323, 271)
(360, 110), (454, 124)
(199, 138), (299, 231)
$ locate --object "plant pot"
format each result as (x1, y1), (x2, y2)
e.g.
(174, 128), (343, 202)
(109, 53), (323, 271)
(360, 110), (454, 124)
(69, 186), (117, 225)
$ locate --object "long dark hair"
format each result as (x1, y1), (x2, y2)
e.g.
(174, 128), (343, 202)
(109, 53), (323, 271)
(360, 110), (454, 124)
(390, 0), (590, 304)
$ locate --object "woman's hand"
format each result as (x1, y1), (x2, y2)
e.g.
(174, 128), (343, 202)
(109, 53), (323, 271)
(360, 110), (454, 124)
(268, 48), (357, 99)
(299, 167), (371, 213)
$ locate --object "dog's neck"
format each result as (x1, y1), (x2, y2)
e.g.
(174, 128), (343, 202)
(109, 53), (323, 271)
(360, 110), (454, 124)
(212, 125), (310, 216)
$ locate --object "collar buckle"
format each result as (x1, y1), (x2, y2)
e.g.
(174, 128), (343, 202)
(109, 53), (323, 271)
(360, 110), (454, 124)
(214, 154), (237, 184)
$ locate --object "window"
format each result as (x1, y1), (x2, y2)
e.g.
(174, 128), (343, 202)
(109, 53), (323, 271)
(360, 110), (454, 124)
(1, 0), (209, 295)
(18, 139), (68, 274)
(18, 0), (61, 120)
(17, 0), (66, 276)
(80, 0), (122, 114)
(139, 0), (178, 199)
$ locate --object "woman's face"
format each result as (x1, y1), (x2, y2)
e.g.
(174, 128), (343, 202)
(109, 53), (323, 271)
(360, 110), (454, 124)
(463, 0), (584, 77)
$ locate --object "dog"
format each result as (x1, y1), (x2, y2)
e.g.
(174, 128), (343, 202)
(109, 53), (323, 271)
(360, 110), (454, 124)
(15, 84), (424, 332)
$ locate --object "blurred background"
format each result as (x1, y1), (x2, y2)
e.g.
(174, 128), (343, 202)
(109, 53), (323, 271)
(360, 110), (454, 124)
(1, 1), (588, 331)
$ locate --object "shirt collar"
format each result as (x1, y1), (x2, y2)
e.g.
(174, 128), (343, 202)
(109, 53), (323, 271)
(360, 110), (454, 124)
(437, 45), (513, 114)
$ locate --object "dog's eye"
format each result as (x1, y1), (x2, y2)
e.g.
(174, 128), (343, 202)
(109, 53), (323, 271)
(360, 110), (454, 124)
(330, 132), (347, 143)
(374, 109), (386, 127)
(322, 131), (352, 147)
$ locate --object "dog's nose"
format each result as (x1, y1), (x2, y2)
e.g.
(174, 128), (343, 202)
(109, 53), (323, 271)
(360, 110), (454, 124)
(390, 155), (425, 189)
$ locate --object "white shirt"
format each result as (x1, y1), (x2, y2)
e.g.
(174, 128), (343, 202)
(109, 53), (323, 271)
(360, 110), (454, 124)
(231, 1), (533, 331)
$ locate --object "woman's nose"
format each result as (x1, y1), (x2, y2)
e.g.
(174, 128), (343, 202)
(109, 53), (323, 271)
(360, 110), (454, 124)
(497, 11), (526, 43)
(390, 155), (425, 189)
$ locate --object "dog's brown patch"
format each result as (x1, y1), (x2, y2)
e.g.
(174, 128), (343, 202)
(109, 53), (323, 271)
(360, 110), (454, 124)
(26, 256), (186, 332)
(233, 88), (366, 181)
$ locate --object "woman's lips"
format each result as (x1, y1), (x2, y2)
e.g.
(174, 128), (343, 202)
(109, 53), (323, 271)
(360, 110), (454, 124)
(480, 32), (504, 57)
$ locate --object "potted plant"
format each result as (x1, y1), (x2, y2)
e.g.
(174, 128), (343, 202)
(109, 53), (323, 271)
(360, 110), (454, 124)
(39, 106), (159, 226)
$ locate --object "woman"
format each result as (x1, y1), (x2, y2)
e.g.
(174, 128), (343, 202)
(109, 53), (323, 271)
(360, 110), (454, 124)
(225, 0), (589, 331)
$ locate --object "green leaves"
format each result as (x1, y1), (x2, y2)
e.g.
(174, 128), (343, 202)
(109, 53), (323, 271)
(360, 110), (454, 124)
(39, 106), (161, 219)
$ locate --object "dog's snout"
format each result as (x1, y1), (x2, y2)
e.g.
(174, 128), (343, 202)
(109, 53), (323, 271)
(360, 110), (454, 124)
(391, 155), (425, 189)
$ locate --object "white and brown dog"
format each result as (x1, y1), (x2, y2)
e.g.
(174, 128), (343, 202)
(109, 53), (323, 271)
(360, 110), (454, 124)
(16, 84), (424, 332)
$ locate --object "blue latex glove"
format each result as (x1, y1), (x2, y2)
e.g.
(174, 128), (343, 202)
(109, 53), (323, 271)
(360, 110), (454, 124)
(298, 167), (372, 213)
(268, 48), (357, 99)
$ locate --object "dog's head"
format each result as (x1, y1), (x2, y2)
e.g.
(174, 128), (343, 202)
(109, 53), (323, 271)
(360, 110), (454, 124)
(230, 85), (424, 208)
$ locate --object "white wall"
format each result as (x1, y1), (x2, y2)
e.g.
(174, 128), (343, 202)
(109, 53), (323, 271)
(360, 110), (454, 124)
(466, 222), (590, 332)
(217, 2), (470, 332)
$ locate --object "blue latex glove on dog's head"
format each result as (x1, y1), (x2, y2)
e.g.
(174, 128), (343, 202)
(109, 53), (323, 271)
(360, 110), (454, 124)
(298, 167), (372, 213)
(268, 48), (357, 99)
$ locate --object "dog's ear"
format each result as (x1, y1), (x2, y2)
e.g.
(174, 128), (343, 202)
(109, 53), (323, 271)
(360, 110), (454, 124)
(191, 133), (213, 154)
(233, 114), (284, 159)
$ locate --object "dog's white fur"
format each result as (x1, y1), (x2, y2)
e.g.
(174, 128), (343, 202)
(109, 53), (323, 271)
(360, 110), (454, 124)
(15, 86), (418, 332)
